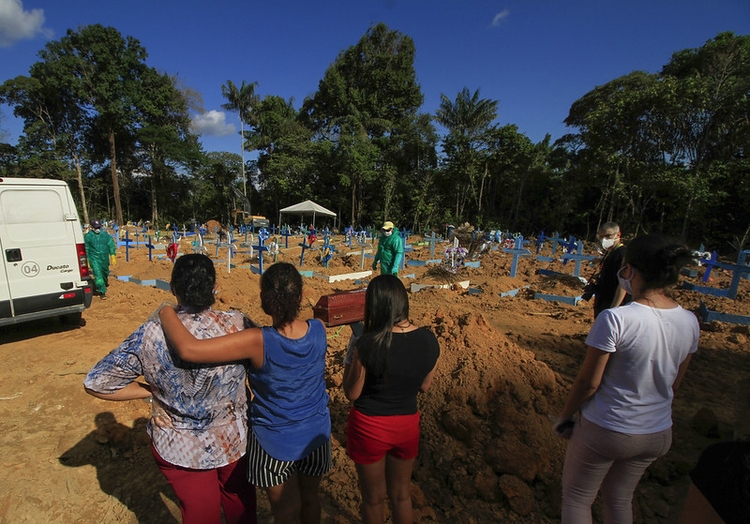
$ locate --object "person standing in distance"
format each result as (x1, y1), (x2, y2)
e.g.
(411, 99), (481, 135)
(372, 221), (404, 277)
(84, 219), (116, 299)
(591, 222), (629, 318)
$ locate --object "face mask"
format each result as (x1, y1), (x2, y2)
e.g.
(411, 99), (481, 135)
(617, 266), (634, 295)
(383, 230), (393, 237)
(601, 237), (616, 250)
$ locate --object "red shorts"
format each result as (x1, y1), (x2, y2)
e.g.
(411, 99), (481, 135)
(346, 407), (420, 464)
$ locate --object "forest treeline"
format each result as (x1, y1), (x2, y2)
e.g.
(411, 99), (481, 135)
(1, 24), (748, 254)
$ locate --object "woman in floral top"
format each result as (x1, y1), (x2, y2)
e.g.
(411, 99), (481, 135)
(84, 254), (257, 524)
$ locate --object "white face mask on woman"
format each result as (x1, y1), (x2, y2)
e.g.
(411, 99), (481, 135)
(617, 266), (634, 295)
(383, 230), (393, 237)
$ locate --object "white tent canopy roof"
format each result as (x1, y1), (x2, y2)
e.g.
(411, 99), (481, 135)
(279, 200), (336, 217)
(278, 200), (337, 228)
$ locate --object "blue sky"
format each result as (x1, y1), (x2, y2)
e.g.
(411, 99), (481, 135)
(1, 0), (749, 155)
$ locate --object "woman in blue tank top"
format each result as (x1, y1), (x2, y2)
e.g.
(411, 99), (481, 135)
(160, 262), (331, 524)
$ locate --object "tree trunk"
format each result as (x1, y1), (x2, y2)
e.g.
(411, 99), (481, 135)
(109, 130), (123, 225)
(240, 119), (247, 197)
(680, 195), (694, 241)
(73, 153), (88, 225)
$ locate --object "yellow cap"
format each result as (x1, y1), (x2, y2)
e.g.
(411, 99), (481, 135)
(382, 221), (394, 230)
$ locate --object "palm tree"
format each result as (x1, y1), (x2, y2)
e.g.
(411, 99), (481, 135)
(435, 87), (498, 219)
(221, 80), (259, 196)
(435, 87), (497, 137)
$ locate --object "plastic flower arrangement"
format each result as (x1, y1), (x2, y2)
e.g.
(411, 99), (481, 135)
(443, 245), (468, 273)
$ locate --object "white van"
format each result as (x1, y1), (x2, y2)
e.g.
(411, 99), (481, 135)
(0, 177), (93, 327)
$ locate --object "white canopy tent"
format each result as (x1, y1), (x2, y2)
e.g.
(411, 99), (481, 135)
(278, 200), (337, 229)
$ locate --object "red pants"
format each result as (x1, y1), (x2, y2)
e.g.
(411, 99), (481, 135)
(346, 407), (420, 464)
(151, 443), (257, 524)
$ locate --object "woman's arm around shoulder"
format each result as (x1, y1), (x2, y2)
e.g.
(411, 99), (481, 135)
(159, 305), (264, 367)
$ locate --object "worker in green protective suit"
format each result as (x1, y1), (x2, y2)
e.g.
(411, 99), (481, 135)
(371, 221), (404, 276)
(84, 219), (117, 299)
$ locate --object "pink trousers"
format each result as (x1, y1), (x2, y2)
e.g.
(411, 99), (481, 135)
(561, 416), (672, 524)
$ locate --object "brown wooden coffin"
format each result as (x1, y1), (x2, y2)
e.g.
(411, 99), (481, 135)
(313, 288), (366, 327)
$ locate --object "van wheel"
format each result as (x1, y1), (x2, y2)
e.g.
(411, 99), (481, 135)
(60, 312), (83, 326)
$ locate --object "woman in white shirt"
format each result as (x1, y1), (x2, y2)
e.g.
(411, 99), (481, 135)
(555, 234), (699, 524)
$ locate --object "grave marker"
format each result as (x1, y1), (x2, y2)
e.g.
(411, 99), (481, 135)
(501, 235), (532, 277)
(253, 228), (270, 275)
(560, 241), (597, 277)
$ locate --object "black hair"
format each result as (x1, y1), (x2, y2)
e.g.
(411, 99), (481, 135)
(358, 275), (409, 378)
(170, 254), (216, 311)
(260, 262), (302, 327)
(625, 234), (694, 290)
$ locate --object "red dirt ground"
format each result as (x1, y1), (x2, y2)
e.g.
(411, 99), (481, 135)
(1, 229), (748, 523)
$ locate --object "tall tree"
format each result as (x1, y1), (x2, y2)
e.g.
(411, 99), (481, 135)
(135, 70), (202, 226)
(435, 87), (498, 221)
(221, 80), (259, 198)
(303, 23), (424, 226)
(40, 25), (155, 225)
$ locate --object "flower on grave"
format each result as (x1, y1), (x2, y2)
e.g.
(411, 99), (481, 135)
(443, 246), (468, 273)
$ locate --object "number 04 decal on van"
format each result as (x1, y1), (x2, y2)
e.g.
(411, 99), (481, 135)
(21, 261), (40, 278)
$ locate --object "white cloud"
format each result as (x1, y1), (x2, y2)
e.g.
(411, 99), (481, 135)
(190, 110), (236, 137)
(0, 0), (51, 47)
(491, 9), (510, 27)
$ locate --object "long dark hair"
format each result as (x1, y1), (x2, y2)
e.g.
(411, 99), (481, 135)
(260, 262), (303, 327)
(625, 234), (694, 290)
(358, 275), (409, 377)
(170, 254), (215, 312)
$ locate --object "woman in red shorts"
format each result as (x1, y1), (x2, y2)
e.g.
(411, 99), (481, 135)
(343, 274), (440, 524)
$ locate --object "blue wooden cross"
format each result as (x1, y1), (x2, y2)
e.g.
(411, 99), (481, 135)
(424, 232), (440, 259)
(548, 232), (566, 256)
(133, 229), (141, 250)
(700, 251), (719, 282)
(281, 226), (293, 249)
(562, 235), (578, 262)
(145, 235), (156, 262)
(535, 231), (547, 255)
(501, 235), (532, 278)
(253, 228), (270, 275)
(683, 250), (750, 300)
(121, 229), (134, 262)
(560, 241), (597, 277)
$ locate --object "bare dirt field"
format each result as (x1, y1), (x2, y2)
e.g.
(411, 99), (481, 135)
(1, 230), (748, 523)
